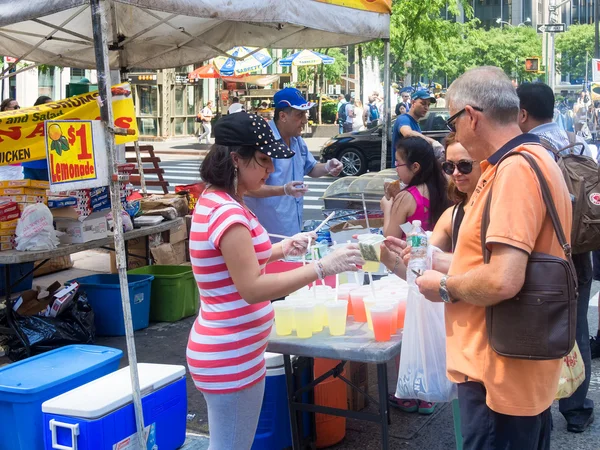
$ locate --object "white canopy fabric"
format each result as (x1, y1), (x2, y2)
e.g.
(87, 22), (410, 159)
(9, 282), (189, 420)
(0, 0), (390, 70)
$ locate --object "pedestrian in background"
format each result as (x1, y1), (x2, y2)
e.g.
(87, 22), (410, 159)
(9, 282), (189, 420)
(517, 81), (595, 434)
(415, 66), (572, 450)
(343, 93), (354, 133)
(352, 100), (365, 132)
(0, 98), (19, 111)
(22, 95), (53, 181)
(188, 111), (363, 449)
(335, 94), (346, 134)
(198, 100), (214, 144)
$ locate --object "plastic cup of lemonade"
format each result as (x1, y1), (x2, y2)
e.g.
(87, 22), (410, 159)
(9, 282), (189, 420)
(370, 304), (394, 342)
(325, 300), (349, 336)
(294, 303), (315, 339)
(379, 298), (400, 332)
(357, 234), (385, 273)
(273, 301), (294, 336)
(312, 298), (327, 332)
(363, 295), (378, 330)
(337, 283), (360, 316)
(349, 286), (372, 322)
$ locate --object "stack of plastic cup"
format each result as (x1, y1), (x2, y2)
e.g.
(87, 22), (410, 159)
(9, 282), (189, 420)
(349, 285), (372, 322)
(294, 302), (315, 338)
(370, 304), (394, 342)
(273, 301), (294, 336)
(325, 300), (348, 336)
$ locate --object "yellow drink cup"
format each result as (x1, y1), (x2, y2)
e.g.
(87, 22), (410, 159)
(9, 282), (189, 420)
(294, 303), (315, 338)
(273, 301), (294, 336)
(325, 300), (348, 336)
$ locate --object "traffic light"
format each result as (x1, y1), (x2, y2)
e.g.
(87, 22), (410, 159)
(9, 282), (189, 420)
(525, 58), (540, 72)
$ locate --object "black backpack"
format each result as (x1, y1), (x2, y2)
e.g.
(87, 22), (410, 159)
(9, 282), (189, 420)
(338, 102), (347, 124)
(539, 132), (600, 253)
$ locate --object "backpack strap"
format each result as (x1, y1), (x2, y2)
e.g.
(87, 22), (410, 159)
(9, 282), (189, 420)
(538, 134), (586, 158)
(481, 151), (575, 282)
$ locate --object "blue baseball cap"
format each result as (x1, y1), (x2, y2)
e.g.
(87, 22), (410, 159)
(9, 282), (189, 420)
(273, 88), (316, 110)
(412, 90), (437, 103)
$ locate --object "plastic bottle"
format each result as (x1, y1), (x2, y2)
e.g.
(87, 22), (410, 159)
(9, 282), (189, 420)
(406, 220), (428, 285)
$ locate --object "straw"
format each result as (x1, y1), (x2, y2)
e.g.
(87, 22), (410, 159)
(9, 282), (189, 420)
(335, 273), (339, 301)
(314, 211), (336, 234)
(347, 239), (360, 285)
(368, 272), (376, 299)
(361, 193), (371, 230)
(303, 234), (312, 267)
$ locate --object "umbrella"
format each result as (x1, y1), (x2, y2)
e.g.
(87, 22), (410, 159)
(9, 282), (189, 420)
(279, 49), (335, 67)
(188, 63), (221, 80)
(214, 47), (273, 76)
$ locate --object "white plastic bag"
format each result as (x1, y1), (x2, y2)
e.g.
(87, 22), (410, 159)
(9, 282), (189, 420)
(395, 287), (457, 403)
(15, 204), (61, 251)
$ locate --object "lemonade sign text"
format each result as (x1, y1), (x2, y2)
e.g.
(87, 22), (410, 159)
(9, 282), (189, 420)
(46, 120), (97, 184)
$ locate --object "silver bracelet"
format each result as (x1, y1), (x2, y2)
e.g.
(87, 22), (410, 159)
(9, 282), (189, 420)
(313, 262), (325, 280)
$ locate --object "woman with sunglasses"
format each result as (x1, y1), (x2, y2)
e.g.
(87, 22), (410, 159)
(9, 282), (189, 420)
(0, 98), (19, 111)
(380, 136), (449, 240)
(381, 133), (481, 414)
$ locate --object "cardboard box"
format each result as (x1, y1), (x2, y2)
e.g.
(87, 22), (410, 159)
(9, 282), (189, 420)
(49, 283), (79, 317)
(54, 212), (108, 244)
(0, 187), (47, 196)
(150, 241), (187, 266)
(0, 211), (19, 222)
(48, 197), (78, 209)
(162, 220), (188, 244)
(346, 362), (369, 412)
(0, 202), (18, 215)
(3, 179), (49, 189)
(0, 219), (19, 230)
(14, 281), (62, 316)
(33, 256), (73, 277)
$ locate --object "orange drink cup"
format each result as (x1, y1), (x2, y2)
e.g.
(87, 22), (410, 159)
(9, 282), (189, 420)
(397, 299), (407, 329)
(273, 301), (294, 336)
(349, 286), (371, 322)
(380, 299), (399, 332)
(294, 303), (315, 338)
(371, 305), (394, 342)
(337, 283), (359, 316)
(325, 300), (348, 336)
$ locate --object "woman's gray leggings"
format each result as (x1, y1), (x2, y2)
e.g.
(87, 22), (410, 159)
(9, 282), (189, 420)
(202, 378), (266, 450)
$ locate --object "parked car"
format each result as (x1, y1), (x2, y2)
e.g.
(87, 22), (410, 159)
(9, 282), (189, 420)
(320, 109), (450, 176)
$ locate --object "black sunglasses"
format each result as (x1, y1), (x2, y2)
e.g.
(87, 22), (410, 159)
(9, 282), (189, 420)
(442, 159), (475, 175)
(446, 106), (484, 132)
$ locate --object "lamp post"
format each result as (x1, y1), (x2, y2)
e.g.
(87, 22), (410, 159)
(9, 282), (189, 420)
(547, 0), (572, 90)
(496, 18), (531, 27)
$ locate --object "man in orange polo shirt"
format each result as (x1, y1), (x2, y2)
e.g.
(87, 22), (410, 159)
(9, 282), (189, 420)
(415, 67), (572, 449)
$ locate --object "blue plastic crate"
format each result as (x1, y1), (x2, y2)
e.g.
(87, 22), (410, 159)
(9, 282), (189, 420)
(71, 274), (154, 336)
(0, 262), (34, 295)
(0, 345), (123, 450)
(42, 364), (187, 450)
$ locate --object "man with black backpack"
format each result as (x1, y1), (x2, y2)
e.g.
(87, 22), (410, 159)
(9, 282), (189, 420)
(517, 82), (597, 434)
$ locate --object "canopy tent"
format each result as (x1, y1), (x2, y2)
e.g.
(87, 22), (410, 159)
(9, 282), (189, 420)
(0, 0), (390, 70)
(0, 0), (391, 446)
(279, 49), (335, 67)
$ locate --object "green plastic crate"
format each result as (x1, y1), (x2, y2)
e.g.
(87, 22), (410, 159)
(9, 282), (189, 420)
(128, 265), (199, 322)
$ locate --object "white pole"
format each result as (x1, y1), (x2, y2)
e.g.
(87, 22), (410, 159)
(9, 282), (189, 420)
(90, 1), (146, 448)
(381, 39), (391, 170)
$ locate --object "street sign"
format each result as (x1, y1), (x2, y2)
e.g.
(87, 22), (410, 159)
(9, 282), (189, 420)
(537, 23), (566, 33)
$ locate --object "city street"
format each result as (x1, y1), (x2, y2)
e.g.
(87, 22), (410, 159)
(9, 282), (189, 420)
(137, 137), (336, 222)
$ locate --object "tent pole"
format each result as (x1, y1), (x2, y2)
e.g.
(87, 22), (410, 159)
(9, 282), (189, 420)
(90, 1), (146, 448)
(381, 38), (391, 170)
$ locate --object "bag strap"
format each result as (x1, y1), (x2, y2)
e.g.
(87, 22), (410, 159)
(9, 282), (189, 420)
(538, 135), (586, 158)
(481, 151), (574, 265)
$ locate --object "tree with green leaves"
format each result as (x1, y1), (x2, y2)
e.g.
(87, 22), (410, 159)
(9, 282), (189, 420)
(555, 24), (594, 80)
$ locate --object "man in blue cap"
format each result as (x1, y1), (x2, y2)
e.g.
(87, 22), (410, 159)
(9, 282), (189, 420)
(391, 89), (444, 165)
(245, 88), (343, 240)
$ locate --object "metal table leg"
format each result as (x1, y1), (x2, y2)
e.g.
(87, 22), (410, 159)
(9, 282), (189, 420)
(377, 363), (390, 450)
(284, 354), (302, 450)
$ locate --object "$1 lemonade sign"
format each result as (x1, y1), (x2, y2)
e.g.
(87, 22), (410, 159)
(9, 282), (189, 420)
(46, 120), (97, 184)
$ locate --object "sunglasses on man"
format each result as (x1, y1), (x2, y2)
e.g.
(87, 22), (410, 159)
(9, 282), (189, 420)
(445, 106), (484, 132)
(442, 159), (475, 176)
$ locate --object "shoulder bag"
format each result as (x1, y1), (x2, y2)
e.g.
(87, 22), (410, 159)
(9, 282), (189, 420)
(481, 151), (578, 360)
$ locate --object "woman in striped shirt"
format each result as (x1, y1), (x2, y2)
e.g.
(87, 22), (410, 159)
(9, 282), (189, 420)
(187, 112), (363, 450)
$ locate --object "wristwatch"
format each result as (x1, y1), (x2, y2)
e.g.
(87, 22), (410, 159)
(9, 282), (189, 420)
(439, 275), (455, 304)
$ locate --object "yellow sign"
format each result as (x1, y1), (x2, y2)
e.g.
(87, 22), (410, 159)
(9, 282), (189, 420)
(46, 120), (97, 184)
(314, 0), (391, 13)
(0, 83), (138, 166)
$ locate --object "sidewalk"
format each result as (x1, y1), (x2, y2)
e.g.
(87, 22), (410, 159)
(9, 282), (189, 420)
(23, 252), (600, 449)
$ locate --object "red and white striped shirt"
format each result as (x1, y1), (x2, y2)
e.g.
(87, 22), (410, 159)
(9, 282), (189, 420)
(186, 191), (274, 393)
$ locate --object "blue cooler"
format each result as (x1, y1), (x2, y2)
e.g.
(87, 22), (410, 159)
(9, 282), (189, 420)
(0, 345), (123, 450)
(71, 274), (154, 336)
(42, 363), (187, 450)
(252, 353), (311, 450)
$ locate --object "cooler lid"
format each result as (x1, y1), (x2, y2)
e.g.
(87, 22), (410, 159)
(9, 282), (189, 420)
(41, 363), (185, 419)
(0, 345), (123, 395)
(264, 352), (284, 368)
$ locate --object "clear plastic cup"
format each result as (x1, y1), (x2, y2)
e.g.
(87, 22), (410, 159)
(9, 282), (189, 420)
(325, 300), (348, 336)
(312, 299), (326, 332)
(289, 286), (310, 297)
(363, 296), (378, 330)
(336, 283), (360, 316)
(273, 301), (294, 336)
(357, 234), (385, 273)
(284, 296), (301, 330)
(371, 304), (394, 342)
(379, 298), (400, 332)
(349, 286), (372, 322)
(294, 303), (315, 338)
